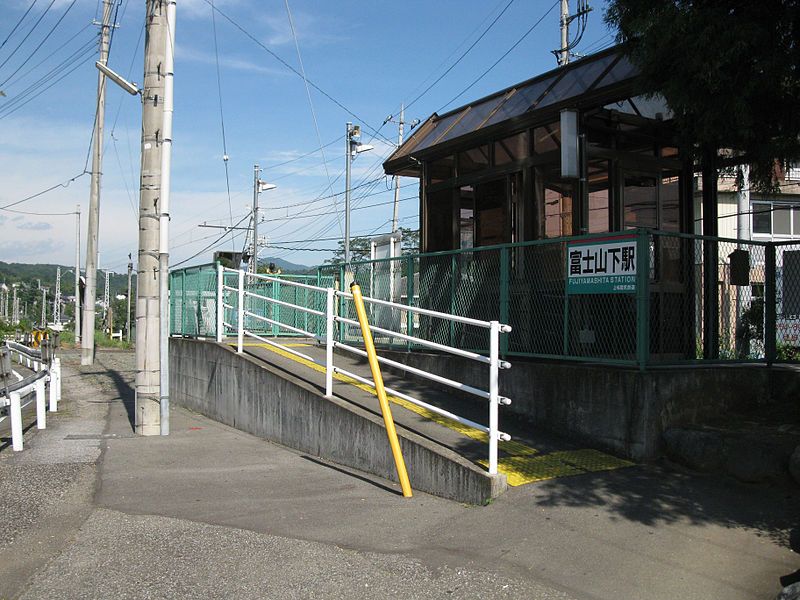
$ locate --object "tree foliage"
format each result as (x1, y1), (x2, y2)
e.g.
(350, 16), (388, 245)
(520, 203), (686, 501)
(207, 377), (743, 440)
(605, 0), (800, 189)
(323, 228), (420, 265)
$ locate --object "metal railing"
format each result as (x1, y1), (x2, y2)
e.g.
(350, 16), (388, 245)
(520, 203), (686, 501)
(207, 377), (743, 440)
(215, 265), (513, 475)
(1, 342), (61, 451)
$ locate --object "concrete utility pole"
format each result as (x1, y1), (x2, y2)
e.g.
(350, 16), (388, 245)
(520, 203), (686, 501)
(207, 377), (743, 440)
(126, 255), (133, 343)
(391, 105), (404, 233)
(737, 164), (751, 241)
(74, 206), (81, 344)
(558, 0), (570, 66)
(135, 0), (171, 436)
(12, 285), (18, 325)
(40, 289), (46, 327)
(345, 123), (353, 267)
(54, 268), (62, 326)
(103, 270), (110, 329)
(250, 164), (261, 277)
(82, 0), (113, 365)
(158, 0), (176, 437)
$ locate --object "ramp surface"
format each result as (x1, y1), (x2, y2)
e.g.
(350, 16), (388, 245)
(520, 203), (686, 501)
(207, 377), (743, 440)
(235, 340), (634, 486)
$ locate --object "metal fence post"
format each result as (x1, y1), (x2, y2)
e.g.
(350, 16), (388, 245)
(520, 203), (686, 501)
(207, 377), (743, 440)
(500, 247), (510, 357)
(406, 255), (414, 351)
(10, 391), (22, 451)
(635, 230), (650, 370)
(48, 369), (57, 411)
(54, 357), (61, 401)
(216, 264), (224, 342)
(338, 265), (346, 341)
(765, 243), (777, 364)
(450, 254), (457, 346)
(237, 269), (244, 353)
(488, 320), (500, 476)
(325, 287), (334, 397)
(35, 377), (46, 430)
(181, 270), (187, 336)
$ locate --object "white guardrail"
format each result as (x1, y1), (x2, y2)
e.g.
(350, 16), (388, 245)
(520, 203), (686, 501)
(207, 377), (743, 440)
(0, 342), (61, 451)
(215, 266), (512, 475)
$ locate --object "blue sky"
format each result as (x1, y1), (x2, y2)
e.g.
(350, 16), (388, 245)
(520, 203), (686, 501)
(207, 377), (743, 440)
(0, 0), (614, 272)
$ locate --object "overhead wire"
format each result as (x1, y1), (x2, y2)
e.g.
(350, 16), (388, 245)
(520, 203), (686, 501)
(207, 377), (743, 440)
(0, 0), (79, 88)
(200, 0), (394, 145)
(0, 0), (39, 53)
(401, 0), (517, 114)
(0, 0), (56, 72)
(437, 0), (560, 112)
(283, 0), (342, 237)
(209, 0), (236, 251)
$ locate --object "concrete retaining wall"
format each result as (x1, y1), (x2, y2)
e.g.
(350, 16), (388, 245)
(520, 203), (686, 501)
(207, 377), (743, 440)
(169, 338), (506, 504)
(381, 350), (797, 460)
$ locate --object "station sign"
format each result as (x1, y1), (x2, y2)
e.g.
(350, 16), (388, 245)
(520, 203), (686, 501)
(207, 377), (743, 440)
(567, 235), (637, 295)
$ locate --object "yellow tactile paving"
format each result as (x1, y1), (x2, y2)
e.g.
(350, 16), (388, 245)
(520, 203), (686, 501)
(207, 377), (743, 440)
(237, 342), (634, 486)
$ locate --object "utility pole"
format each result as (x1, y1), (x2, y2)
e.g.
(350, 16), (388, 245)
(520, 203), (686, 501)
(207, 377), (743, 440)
(344, 123), (373, 269)
(12, 285), (18, 325)
(54, 267), (61, 326)
(41, 289), (47, 327)
(82, 0), (113, 365)
(158, 0), (176, 437)
(74, 205), (81, 344)
(392, 105), (404, 233)
(555, 0), (591, 67)
(558, 0), (569, 66)
(136, 0), (169, 436)
(250, 164), (261, 277)
(126, 254), (133, 342)
(103, 270), (110, 331)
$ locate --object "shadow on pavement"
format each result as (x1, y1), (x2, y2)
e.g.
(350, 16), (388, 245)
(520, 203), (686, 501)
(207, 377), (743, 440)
(531, 464), (799, 549)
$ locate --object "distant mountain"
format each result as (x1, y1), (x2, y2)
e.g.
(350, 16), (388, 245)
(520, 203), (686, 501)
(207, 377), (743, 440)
(259, 257), (314, 274)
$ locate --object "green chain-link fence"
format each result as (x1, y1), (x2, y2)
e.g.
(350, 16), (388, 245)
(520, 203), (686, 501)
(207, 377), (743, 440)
(169, 233), (800, 367)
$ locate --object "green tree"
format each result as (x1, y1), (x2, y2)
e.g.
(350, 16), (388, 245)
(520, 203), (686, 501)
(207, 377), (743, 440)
(605, 0), (800, 189)
(323, 228), (420, 265)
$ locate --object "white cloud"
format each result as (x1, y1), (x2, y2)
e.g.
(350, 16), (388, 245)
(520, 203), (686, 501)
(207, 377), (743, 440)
(176, 44), (285, 77)
(17, 221), (53, 230)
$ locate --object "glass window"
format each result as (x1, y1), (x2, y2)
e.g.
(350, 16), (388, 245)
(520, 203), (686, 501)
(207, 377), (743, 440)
(774, 206), (792, 235)
(533, 123), (560, 154)
(458, 145), (489, 175)
(494, 132), (528, 165)
(661, 173), (680, 232)
(475, 179), (508, 246)
(623, 175), (658, 229)
(428, 155), (455, 184)
(438, 97), (506, 143)
(425, 188), (454, 251)
(459, 186), (475, 250)
(752, 203), (771, 234)
(793, 207), (800, 233)
(587, 160), (609, 233)
(483, 78), (556, 127)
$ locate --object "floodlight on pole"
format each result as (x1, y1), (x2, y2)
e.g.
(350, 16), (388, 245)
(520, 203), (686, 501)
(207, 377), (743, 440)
(95, 61), (140, 95)
(344, 122), (373, 268)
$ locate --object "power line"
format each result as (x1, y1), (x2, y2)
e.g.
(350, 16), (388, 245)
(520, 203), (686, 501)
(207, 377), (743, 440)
(283, 0), (341, 237)
(403, 0), (517, 114)
(0, 0), (40, 53)
(210, 0), (235, 251)
(0, 0), (79, 88)
(0, 0), (57, 73)
(0, 172), (87, 211)
(437, 0), (559, 112)
(200, 0), (393, 145)
(265, 135), (342, 170)
(262, 194), (417, 224)
(171, 213), (253, 268)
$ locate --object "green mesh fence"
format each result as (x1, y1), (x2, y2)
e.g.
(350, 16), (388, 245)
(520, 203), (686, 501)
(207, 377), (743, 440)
(317, 231), (800, 366)
(169, 264), (218, 338)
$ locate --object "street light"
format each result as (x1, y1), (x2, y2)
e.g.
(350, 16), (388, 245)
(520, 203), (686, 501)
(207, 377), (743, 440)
(345, 122), (373, 268)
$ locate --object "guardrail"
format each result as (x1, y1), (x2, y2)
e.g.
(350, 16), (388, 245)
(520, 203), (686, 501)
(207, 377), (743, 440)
(1, 341), (61, 451)
(215, 265), (512, 475)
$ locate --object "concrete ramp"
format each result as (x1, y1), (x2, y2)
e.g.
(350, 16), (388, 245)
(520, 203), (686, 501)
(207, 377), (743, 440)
(169, 338), (506, 504)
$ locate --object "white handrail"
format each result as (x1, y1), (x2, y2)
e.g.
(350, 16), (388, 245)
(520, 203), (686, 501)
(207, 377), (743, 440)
(217, 266), (512, 476)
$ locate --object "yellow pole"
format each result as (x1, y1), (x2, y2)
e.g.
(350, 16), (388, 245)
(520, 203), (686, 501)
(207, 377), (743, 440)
(350, 283), (413, 498)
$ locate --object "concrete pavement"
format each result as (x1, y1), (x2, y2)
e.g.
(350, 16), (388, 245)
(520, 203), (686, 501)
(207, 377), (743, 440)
(1, 349), (798, 599)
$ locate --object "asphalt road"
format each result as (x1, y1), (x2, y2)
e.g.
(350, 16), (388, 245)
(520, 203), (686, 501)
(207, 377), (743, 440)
(1, 349), (797, 599)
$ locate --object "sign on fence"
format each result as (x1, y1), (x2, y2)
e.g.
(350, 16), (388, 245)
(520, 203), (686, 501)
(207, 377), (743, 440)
(567, 235), (637, 295)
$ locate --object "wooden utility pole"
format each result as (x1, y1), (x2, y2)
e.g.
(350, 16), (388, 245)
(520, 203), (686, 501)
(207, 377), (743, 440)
(82, 0), (113, 365)
(135, 0), (168, 436)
